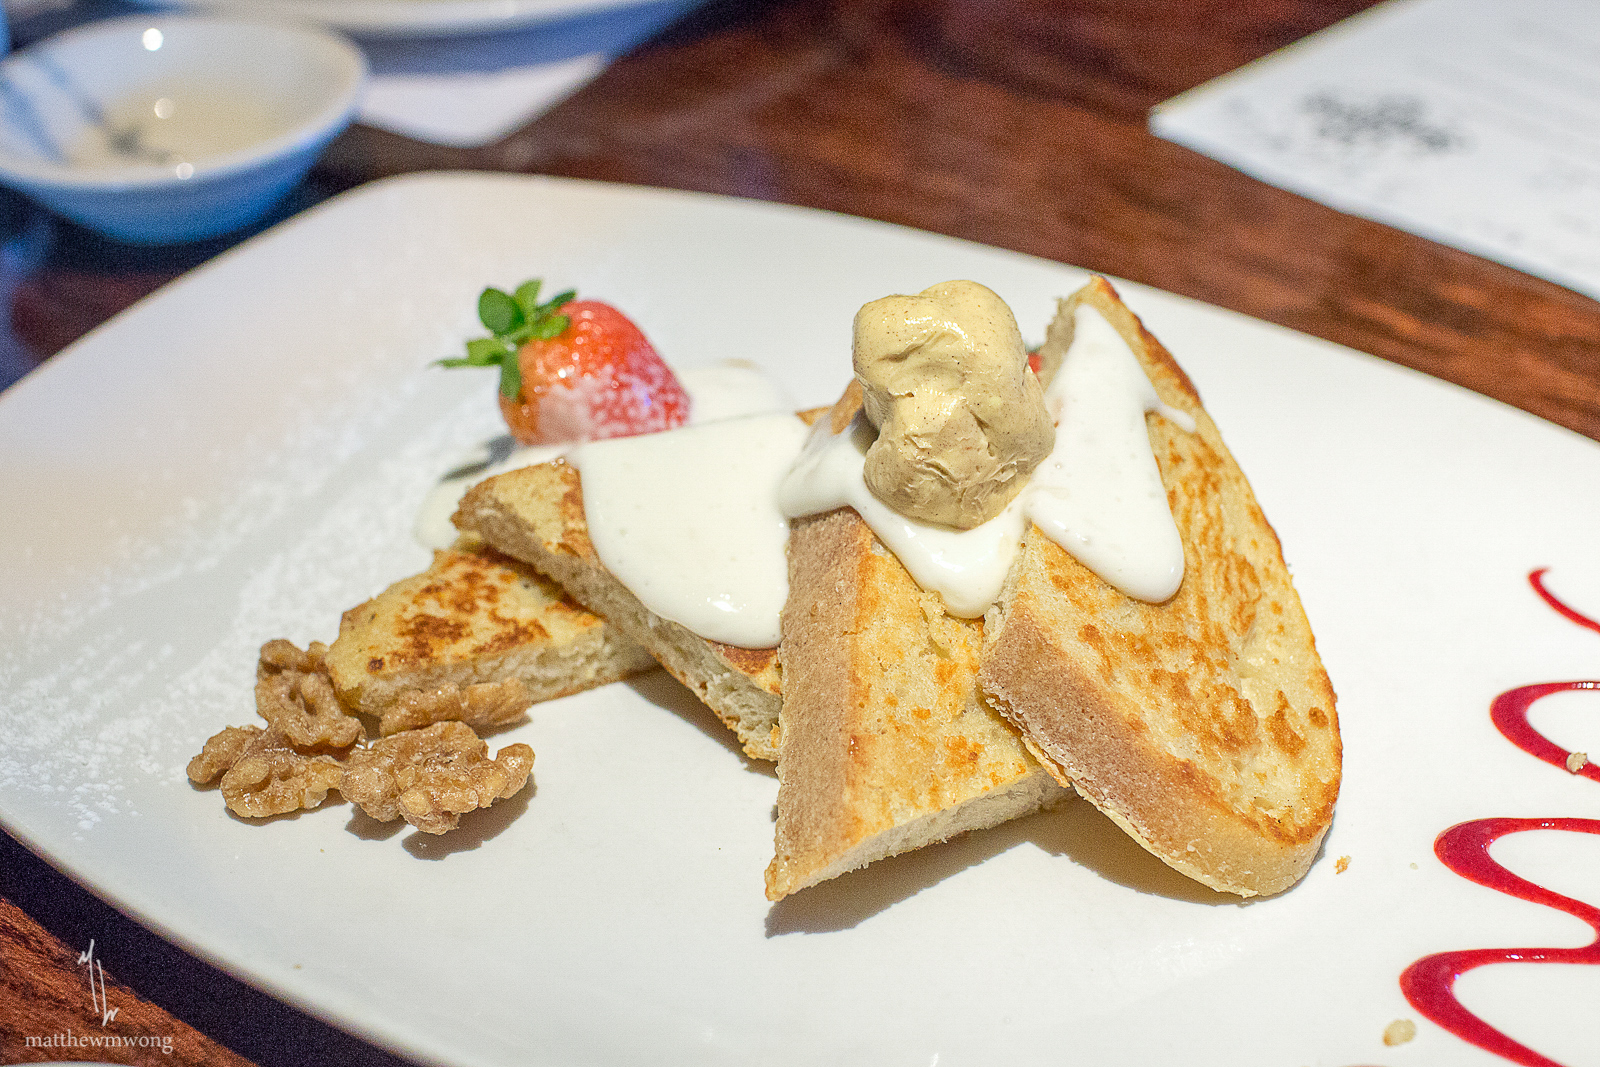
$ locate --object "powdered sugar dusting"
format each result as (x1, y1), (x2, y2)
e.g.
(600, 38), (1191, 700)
(0, 365), (503, 836)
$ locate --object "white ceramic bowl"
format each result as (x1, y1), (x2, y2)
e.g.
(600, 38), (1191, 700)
(0, 15), (366, 243)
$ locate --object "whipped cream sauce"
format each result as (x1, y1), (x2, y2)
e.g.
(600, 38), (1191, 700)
(1026, 304), (1195, 603)
(414, 361), (792, 549)
(570, 413), (811, 648)
(779, 303), (1193, 614)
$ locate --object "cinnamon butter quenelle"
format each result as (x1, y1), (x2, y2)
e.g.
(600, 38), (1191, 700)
(195, 275), (1340, 902)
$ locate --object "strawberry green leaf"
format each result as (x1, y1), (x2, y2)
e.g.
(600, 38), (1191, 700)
(512, 280), (543, 319)
(436, 336), (508, 368)
(536, 289), (576, 316)
(498, 353), (522, 399)
(478, 288), (524, 335)
(466, 337), (511, 363)
(530, 313), (570, 341)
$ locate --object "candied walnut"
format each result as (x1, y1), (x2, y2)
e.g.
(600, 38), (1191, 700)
(190, 726), (344, 818)
(378, 679), (533, 737)
(257, 638), (328, 679)
(187, 725), (262, 785)
(257, 670), (362, 750)
(341, 721), (533, 834)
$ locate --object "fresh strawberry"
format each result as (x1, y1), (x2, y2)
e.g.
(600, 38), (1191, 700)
(441, 281), (689, 446)
(500, 300), (688, 445)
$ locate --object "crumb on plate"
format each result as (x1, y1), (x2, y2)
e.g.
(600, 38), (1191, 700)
(1383, 1018), (1417, 1046)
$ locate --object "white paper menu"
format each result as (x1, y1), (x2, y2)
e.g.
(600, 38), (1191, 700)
(1150, 0), (1600, 302)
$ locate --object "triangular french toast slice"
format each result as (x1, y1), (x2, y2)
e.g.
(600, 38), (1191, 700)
(979, 277), (1340, 897)
(324, 539), (657, 729)
(767, 393), (1070, 900)
(453, 460), (786, 761)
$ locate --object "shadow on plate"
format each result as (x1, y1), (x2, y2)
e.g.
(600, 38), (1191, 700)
(344, 806), (405, 842)
(625, 670), (777, 778)
(401, 787), (534, 860)
(766, 796), (1243, 934)
(1033, 799), (1248, 905)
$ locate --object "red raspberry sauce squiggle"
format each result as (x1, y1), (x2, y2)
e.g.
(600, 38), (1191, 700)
(1529, 568), (1600, 636)
(1490, 682), (1600, 784)
(1399, 817), (1600, 1067)
(1396, 570), (1600, 1066)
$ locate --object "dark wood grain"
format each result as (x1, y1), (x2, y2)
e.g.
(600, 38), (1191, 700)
(0, 895), (253, 1066)
(3, 0), (1599, 1063)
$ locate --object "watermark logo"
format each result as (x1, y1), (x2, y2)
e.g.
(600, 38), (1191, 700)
(23, 1029), (173, 1057)
(78, 937), (119, 1026)
(17, 936), (174, 1056)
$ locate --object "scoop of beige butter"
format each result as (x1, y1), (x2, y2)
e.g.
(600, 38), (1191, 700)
(853, 280), (1054, 529)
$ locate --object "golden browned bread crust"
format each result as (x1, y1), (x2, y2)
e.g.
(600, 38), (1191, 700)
(324, 542), (656, 718)
(979, 277), (1340, 897)
(453, 461), (785, 761)
(768, 407), (1070, 900)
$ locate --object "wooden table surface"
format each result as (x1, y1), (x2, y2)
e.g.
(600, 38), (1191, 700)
(3, 0), (1597, 1064)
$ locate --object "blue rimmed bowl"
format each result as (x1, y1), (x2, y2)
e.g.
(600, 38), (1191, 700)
(0, 14), (366, 243)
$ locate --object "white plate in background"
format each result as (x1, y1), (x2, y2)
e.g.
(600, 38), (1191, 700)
(2, 172), (1599, 1067)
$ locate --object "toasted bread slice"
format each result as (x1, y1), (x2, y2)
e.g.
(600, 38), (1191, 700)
(769, 486), (1070, 900)
(979, 277), (1340, 897)
(324, 540), (656, 728)
(453, 461), (785, 761)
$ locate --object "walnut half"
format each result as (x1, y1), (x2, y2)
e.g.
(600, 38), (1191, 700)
(253, 639), (362, 750)
(187, 725), (344, 819)
(257, 637), (328, 678)
(257, 670), (364, 750)
(341, 721), (534, 834)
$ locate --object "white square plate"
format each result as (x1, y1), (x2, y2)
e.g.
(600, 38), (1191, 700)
(3, 173), (1599, 1067)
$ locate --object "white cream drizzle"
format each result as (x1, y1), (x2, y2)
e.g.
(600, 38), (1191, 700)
(1026, 304), (1196, 603)
(414, 361), (793, 549)
(569, 413), (811, 648)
